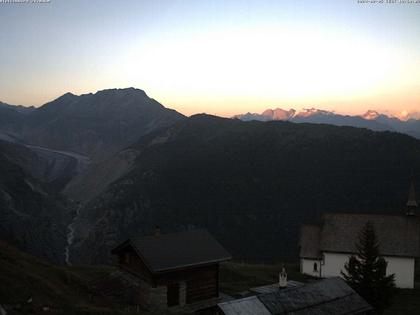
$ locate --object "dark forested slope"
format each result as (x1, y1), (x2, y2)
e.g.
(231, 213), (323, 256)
(71, 115), (420, 264)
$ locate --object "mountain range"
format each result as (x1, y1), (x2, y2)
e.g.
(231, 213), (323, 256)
(233, 108), (420, 139)
(1, 88), (419, 266)
(0, 88), (184, 159)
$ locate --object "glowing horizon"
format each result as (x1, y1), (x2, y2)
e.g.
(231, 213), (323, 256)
(1, 0), (419, 117)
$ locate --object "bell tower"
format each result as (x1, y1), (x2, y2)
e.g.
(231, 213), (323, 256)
(406, 177), (417, 216)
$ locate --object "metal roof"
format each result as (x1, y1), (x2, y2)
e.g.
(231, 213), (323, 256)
(249, 281), (304, 295)
(113, 229), (231, 273)
(218, 296), (271, 315)
(259, 278), (372, 315)
(218, 278), (373, 315)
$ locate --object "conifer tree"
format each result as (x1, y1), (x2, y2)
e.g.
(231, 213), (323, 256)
(341, 221), (395, 313)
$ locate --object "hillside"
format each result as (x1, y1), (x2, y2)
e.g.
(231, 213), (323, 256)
(70, 114), (420, 264)
(0, 140), (71, 263)
(0, 139), (85, 192)
(0, 241), (154, 314)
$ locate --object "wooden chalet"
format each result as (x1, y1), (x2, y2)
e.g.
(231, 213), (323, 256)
(111, 229), (231, 311)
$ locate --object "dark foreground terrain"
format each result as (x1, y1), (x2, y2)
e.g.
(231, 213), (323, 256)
(0, 241), (418, 315)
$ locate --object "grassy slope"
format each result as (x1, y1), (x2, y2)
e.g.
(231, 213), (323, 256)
(0, 241), (156, 314)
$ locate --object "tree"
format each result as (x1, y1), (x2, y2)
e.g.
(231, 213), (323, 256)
(341, 221), (395, 314)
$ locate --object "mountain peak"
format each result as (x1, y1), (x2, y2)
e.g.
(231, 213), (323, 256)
(262, 108), (296, 120)
(396, 110), (420, 121)
(63, 92), (76, 97)
(361, 110), (380, 120)
(94, 87), (148, 97)
(295, 108), (334, 118)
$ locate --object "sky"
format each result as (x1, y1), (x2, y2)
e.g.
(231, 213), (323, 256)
(1, 0), (420, 117)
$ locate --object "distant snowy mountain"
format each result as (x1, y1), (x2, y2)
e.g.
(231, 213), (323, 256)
(233, 108), (296, 121)
(397, 110), (420, 121)
(360, 110), (381, 120)
(233, 108), (420, 139)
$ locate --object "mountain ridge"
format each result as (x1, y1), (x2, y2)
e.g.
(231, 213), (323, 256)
(0, 88), (185, 158)
(233, 107), (420, 139)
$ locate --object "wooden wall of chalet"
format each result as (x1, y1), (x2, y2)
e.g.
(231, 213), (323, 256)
(116, 245), (220, 306)
(156, 264), (219, 304)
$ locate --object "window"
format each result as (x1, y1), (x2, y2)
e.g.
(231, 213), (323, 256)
(167, 283), (180, 307)
(313, 262), (318, 272)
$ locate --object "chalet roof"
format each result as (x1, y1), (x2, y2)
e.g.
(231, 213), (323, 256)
(113, 229), (231, 273)
(320, 213), (420, 257)
(218, 278), (372, 315)
(299, 225), (321, 259)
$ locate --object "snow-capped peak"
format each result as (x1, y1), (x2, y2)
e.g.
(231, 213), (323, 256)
(361, 110), (380, 120)
(261, 108), (296, 120)
(295, 108), (334, 118)
(395, 110), (420, 121)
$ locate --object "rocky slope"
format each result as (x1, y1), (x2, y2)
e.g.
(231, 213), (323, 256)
(0, 139), (88, 193)
(70, 115), (420, 264)
(0, 140), (71, 263)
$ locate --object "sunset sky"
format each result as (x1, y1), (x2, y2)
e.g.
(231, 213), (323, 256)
(1, 0), (420, 117)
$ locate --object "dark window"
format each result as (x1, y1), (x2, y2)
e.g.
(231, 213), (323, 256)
(313, 262), (318, 272)
(167, 283), (180, 307)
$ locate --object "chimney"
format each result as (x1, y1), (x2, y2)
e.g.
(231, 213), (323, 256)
(279, 266), (287, 289)
(154, 226), (161, 237)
